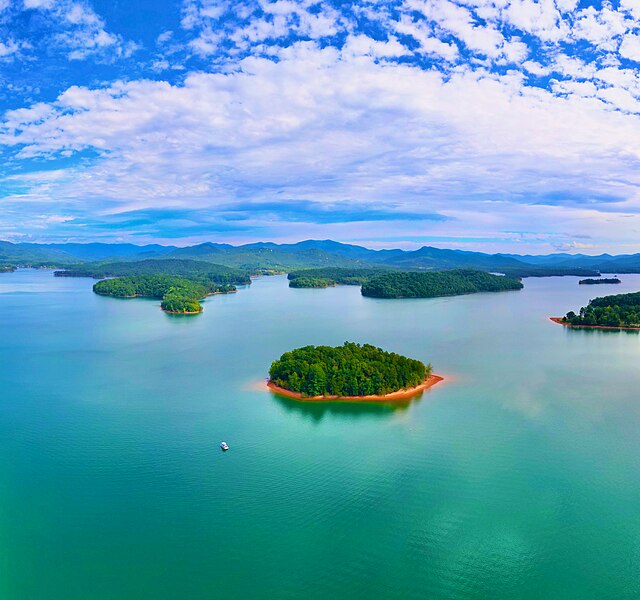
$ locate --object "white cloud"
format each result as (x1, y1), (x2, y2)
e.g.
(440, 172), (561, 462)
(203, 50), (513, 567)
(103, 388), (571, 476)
(342, 35), (409, 59)
(5, 0), (640, 249)
(619, 33), (640, 63)
(4, 0), (136, 61)
(3, 45), (640, 248)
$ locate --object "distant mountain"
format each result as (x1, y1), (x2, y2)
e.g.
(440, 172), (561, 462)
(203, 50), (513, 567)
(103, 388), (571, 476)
(500, 251), (640, 273)
(167, 242), (374, 271)
(39, 242), (176, 261)
(0, 241), (78, 266)
(3, 238), (635, 276)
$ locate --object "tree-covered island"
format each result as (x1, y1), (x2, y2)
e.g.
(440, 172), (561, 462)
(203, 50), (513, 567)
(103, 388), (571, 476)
(556, 291), (640, 328)
(268, 342), (441, 400)
(578, 278), (621, 285)
(361, 269), (523, 299)
(94, 274), (236, 314)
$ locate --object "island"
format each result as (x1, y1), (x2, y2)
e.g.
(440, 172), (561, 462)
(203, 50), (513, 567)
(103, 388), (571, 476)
(578, 278), (621, 285)
(553, 291), (640, 329)
(361, 269), (523, 299)
(268, 342), (442, 401)
(94, 274), (236, 314)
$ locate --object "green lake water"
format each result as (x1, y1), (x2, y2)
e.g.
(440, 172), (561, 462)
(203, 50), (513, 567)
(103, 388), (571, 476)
(1, 269), (640, 599)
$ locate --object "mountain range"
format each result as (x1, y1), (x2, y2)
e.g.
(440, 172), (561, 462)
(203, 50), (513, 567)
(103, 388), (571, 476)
(2, 239), (640, 277)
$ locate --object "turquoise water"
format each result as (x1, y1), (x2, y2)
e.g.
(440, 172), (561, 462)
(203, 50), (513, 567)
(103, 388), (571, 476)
(1, 269), (640, 599)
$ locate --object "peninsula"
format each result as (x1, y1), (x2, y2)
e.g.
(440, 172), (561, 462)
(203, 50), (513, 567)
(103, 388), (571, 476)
(268, 342), (441, 401)
(94, 274), (236, 314)
(58, 259), (251, 315)
(554, 291), (640, 329)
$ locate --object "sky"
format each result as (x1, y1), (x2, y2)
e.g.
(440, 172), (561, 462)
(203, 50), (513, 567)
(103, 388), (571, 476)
(1, 0), (640, 253)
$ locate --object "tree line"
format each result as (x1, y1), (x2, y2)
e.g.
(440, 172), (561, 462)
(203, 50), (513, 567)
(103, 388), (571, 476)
(578, 278), (621, 285)
(56, 258), (251, 285)
(289, 277), (336, 288)
(287, 268), (387, 287)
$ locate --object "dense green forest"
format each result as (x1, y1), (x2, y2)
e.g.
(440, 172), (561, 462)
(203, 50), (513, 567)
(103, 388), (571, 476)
(94, 274), (236, 314)
(361, 269), (523, 299)
(562, 292), (640, 327)
(289, 277), (335, 288)
(269, 342), (430, 397)
(578, 278), (621, 285)
(56, 259), (251, 285)
(287, 268), (386, 286)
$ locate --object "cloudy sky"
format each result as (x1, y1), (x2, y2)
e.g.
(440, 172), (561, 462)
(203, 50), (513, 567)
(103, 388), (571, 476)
(1, 0), (640, 252)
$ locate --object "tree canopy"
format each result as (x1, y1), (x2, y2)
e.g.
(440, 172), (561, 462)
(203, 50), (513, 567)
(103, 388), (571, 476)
(56, 258), (251, 286)
(289, 277), (336, 288)
(269, 342), (430, 397)
(562, 291), (640, 328)
(361, 269), (523, 299)
(287, 267), (387, 287)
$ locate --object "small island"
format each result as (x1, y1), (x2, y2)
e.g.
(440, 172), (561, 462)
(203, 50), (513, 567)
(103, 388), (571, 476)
(553, 291), (640, 329)
(268, 342), (442, 401)
(94, 274), (236, 314)
(578, 278), (621, 285)
(361, 269), (523, 299)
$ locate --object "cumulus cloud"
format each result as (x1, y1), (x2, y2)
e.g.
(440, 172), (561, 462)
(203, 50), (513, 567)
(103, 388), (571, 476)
(3, 40), (640, 249)
(3, 0), (640, 251)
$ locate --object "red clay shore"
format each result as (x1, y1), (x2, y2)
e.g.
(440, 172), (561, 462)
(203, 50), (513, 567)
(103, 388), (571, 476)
(549, 317), (640, 331)
(267, 374), (444, 403)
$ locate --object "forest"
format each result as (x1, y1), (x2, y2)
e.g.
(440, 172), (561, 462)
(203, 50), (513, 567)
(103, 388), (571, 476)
(361, 269), (523, 299)
(55, 259), (251, 285)
(289, 277), (336, 288)
(562, 292), (640, 327)
(269, 342), (430, 397)
(578, 278), (621, 285)
(94, 275), (236, 314)
(287, 268), (386, 287)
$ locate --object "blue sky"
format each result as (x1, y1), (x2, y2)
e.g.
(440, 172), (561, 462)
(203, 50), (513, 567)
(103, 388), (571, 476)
(2, 0), (640, 252)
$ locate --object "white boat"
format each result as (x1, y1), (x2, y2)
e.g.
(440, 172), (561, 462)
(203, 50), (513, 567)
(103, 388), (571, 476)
(220, 441), (229, 451)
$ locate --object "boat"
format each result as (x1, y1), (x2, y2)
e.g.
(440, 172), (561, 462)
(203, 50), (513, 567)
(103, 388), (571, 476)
(220, 441), (229, 451)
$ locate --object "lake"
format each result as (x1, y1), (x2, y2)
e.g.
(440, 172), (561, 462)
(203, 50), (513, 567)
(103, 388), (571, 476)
(1, 269), (640, 599)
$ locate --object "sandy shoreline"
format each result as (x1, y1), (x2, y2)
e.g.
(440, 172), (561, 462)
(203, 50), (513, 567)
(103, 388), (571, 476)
(267, 374), (444, 403)
(549, 317), (640, 331)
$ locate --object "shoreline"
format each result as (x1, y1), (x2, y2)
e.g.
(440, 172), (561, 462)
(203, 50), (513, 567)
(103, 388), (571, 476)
(267, 374), (444, 403)
(549, 317), (640, 331)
